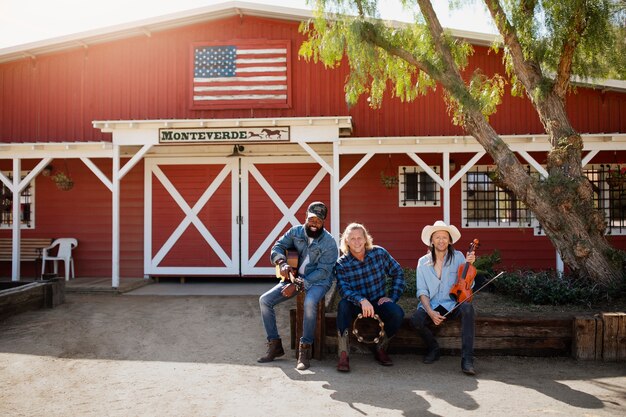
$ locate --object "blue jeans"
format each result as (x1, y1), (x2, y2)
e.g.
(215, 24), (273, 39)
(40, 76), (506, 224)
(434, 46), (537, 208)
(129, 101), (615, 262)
(259, 282), (328, 345)
(336, 298), (405, 338)
(410, 303), (475, 358)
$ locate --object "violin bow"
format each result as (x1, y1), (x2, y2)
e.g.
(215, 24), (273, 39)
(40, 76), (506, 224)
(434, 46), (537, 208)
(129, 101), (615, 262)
(442, 271), (505, 318)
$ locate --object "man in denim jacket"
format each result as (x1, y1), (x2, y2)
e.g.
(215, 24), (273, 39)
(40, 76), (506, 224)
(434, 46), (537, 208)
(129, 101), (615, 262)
(258, 201), (338, 370)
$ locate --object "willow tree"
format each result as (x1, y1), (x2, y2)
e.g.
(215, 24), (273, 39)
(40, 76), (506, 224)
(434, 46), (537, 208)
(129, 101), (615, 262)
(300, 0), (625, 287)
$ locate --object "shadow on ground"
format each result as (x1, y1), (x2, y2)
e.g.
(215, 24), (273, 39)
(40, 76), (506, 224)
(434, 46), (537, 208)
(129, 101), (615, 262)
(0, 293), (624, 416)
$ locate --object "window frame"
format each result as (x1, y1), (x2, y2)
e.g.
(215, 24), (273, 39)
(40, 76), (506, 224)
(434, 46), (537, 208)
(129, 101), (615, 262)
(461, 165), (536, 230)
(398, 165), (441, 207)
(0, 171), (36, 230)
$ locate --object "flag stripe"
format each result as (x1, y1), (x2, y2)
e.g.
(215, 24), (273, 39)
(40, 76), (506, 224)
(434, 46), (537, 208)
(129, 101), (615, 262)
(194, 95), (288, 101)
(195, 85), (287, 92)
(192, 43), (289, 106)
(194, 75), (287, 83)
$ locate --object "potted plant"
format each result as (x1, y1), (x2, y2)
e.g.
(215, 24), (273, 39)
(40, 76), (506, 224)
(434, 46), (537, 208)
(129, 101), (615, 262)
(52, 172), (74, 191)
(380, 171), (399, 189)
(606, 167), (626, 189)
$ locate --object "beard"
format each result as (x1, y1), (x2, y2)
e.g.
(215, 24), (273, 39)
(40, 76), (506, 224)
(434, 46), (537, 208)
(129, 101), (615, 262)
(305, 224), (324, 239)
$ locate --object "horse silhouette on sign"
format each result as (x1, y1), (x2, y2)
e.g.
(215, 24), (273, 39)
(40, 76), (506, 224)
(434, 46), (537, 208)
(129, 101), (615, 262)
(260, 128), (288, 139)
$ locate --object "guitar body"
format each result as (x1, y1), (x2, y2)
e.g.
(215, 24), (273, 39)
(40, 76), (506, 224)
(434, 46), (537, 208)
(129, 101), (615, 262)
(275, 249), (299, 280)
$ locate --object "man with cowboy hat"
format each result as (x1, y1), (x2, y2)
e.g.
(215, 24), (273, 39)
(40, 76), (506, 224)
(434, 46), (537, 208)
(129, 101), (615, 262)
(410, 221), (477, 375)
(258, 201), (338, 371)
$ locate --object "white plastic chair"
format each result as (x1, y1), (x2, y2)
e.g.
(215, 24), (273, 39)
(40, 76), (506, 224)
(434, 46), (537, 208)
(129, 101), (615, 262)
(41, 238), (78, 281)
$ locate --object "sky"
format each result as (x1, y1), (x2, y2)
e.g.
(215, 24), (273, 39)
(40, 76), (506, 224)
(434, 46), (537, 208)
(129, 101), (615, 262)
(0, 0), (496, 50)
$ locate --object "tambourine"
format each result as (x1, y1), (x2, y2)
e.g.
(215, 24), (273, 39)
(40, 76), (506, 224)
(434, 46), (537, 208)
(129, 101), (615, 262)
(352, 313), (386, 344)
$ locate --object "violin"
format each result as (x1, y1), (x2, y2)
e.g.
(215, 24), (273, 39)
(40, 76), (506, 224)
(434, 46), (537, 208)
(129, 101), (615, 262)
(449, 239), (479, 304)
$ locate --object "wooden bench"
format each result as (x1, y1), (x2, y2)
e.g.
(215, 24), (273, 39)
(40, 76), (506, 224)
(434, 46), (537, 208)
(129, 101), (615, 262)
(290, 292), (326, 360)
(0, 238), (53, 277)
(320, 313), (574, 357)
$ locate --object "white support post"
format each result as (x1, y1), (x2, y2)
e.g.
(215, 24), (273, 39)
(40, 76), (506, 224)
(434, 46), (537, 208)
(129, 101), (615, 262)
(443, 152), (451, 224)
(556, 250), (564, 276)
(112, 145), (120, 288)
(331, 142), (340, 244)
(11, 158), (21, 281)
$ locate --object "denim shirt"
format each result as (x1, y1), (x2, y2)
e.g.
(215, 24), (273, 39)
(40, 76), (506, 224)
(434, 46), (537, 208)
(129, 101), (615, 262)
(270, 225), (338, 291)
(415, 250), (466, 312)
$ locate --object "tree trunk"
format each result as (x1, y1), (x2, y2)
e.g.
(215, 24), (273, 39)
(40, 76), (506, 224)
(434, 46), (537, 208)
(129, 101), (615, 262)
(417, 0), (624, 287)
(463, 102), (623, 288)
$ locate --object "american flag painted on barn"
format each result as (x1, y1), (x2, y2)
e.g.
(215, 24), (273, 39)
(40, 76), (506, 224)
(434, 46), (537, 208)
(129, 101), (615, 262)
(191, 40), (291, 109)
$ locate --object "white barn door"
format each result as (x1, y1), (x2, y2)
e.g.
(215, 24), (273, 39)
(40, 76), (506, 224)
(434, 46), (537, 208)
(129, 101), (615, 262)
(144, 157), (239, 276)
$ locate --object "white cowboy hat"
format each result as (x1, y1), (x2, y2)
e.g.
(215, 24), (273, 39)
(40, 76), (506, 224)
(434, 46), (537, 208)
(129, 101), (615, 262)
(421, 220), (461, 246)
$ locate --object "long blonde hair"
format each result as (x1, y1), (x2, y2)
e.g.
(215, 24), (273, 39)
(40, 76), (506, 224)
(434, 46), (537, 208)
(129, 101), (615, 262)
(340, 222), (374, 255)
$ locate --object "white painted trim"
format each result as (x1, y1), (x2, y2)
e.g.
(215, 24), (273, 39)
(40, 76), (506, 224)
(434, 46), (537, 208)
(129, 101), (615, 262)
(119, 144), (153, 180)
(112, 145), (121, 288)
(0, 170), (12, 191)
(81, 157), (113, 191)
(518, 150), (548, 178)
(11, 159), (20, 281)
(443, 152), (451, 223)
(96, 116), (352, 135)
(0, 142), (113, 159)
(296, 140), (334, 175)
(582, 150), (600, 167)
(144, 157), (238, 276)
(331, 141), (340, 243)
(242, 157), (328, 275)
(451, 151), (486, 185)
(407, 153), (444, 187)
(339, 152), (374, 190)
(149, 164), (233, 269)
(19, 158), (52, 193)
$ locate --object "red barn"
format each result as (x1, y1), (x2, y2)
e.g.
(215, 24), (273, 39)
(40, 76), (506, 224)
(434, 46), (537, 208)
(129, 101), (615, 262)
(0, 3), (624, 287)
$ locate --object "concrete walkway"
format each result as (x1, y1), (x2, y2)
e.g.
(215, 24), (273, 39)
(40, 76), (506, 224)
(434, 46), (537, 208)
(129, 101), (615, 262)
(124, 278), (273, 296)
(63, 277), (275, 296)
(0, 292), (624, 417)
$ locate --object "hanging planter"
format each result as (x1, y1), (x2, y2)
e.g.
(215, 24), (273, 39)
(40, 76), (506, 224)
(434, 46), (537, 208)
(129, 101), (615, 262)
(606, 167), (626, 189)
(380, 155), (399, 189)
(52, 172), (74, 191)
(49, 160), (74, 191)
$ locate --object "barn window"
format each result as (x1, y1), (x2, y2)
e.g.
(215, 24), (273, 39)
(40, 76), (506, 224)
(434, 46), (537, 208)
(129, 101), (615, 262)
(399, 166), (440, 207)
(583, 164), (625, 235)
(463, 164), (626, 236)
(0, 172), (35, 229)
(462, 165), (534, 228)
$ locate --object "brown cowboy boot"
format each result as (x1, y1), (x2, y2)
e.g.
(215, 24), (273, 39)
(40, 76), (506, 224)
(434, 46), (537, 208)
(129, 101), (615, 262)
(296, 342), (312, 370)
(337, 329), (350, 372)
(257, 339), (285, 363)
(374, 333), (393, 366)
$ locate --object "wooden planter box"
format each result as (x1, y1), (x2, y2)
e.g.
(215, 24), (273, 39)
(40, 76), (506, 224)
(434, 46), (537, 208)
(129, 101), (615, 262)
(322, 313), (574, 357)
(0, 279), (65, 320)
(573, 313), (626, 361)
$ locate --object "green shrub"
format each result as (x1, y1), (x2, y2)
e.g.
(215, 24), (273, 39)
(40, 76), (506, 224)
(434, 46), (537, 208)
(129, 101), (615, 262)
(402, 267), (417, 298)
(494, 270), (605, 306)
(385, 267), (417, 299)
(474, 249), (501, 277)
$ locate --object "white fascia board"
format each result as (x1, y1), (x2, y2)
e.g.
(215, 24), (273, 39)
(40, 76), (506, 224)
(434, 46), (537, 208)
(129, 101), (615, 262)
(290, 125), (340, 142)
(112, 129), (160, 146)
(93, 116), (352, 131)
(337, 134), (626, 154)
(0, 142), (113, 159)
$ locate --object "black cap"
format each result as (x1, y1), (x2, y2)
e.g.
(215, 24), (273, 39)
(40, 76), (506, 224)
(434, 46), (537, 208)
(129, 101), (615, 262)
(306, 201), (327, 221)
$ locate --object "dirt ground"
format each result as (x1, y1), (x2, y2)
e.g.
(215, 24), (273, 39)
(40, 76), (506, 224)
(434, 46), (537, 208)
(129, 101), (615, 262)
(0, 292), (625, 417)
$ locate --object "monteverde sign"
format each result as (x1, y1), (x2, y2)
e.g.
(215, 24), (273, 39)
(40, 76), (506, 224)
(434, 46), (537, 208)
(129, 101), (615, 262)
(159, 127), (290, 144)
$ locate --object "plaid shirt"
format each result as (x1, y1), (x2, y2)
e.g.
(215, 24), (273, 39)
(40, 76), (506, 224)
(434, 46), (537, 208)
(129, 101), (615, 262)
(336, 246), (405, 306)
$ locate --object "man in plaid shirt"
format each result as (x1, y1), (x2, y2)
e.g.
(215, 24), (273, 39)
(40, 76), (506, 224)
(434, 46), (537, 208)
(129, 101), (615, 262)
(335, 223), (406, 372)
